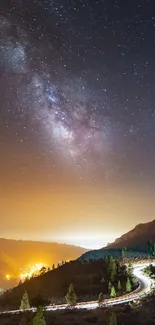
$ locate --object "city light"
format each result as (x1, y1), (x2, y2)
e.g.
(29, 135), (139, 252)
(19, 263), (47, 281)
(5, 274), (12, 281)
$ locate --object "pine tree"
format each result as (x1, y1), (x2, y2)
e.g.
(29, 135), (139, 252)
(110, 286), (116, 298)
(52, 264), (55, 270)
(98, 292), (104, 306)
(65, 283), (77, 306)
(33, 306), (46, 325)
(117, 280), (121, 292)
(116, 262), (121, 276)
(39, 267), (46, 275)
(126, 277), (132, 293)
(107, 257), (117, 282)
(20, 291), (30, 311)
(109, 312), (117, 325)
(110, 259), (117, 282)
(128, 262), (133, 276)
(108, 256), (114, 269)
(107, 256), (112, 273)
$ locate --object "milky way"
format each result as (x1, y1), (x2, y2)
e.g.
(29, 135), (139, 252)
(1, 0), (155, 184)
(0, 7), (116, 181)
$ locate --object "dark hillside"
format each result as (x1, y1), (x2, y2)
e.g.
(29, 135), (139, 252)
(0, 259), (131, 310)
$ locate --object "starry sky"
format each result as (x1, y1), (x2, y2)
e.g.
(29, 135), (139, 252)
(1, 0), (155, 249)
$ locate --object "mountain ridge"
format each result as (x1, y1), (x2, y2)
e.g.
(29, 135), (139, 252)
(107, 219), (155, 248)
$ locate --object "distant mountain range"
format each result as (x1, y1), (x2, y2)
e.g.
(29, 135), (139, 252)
(107, 219), (155, 249)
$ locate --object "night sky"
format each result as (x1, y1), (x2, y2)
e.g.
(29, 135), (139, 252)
(1, 0), (155, 248)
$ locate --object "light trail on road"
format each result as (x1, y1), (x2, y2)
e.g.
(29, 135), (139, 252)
(0, 262), (154, 315)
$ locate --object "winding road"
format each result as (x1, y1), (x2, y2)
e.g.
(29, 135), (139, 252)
(1, 262), (155, 314)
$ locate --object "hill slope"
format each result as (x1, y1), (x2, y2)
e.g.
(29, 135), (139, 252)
(78, 219), (155, 262)
(107, 219), (155, 248)
(0, 259), (130, 309)
(0, 238), (87, 289)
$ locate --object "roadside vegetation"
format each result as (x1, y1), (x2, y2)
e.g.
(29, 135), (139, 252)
(143, 264), (155, 278)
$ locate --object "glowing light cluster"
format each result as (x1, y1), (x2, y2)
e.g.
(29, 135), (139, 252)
(5, 274), (12, 281)
(19, 263), (46, 281)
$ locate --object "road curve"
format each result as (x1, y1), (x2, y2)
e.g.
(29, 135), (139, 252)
(1, 262), (154, 314)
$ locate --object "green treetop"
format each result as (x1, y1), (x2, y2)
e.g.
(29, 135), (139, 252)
(65, 283), (77, 306)
(98, 292), (104, 306)
(126, 277), (132, 293)
(110, 286), (116, 298)
(110, 259), (117, 282)
(128, 262), (133, 276)
(121, 248), (125, 260)
(20, 291), (30, 311)
(33, 306), (46, 325)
